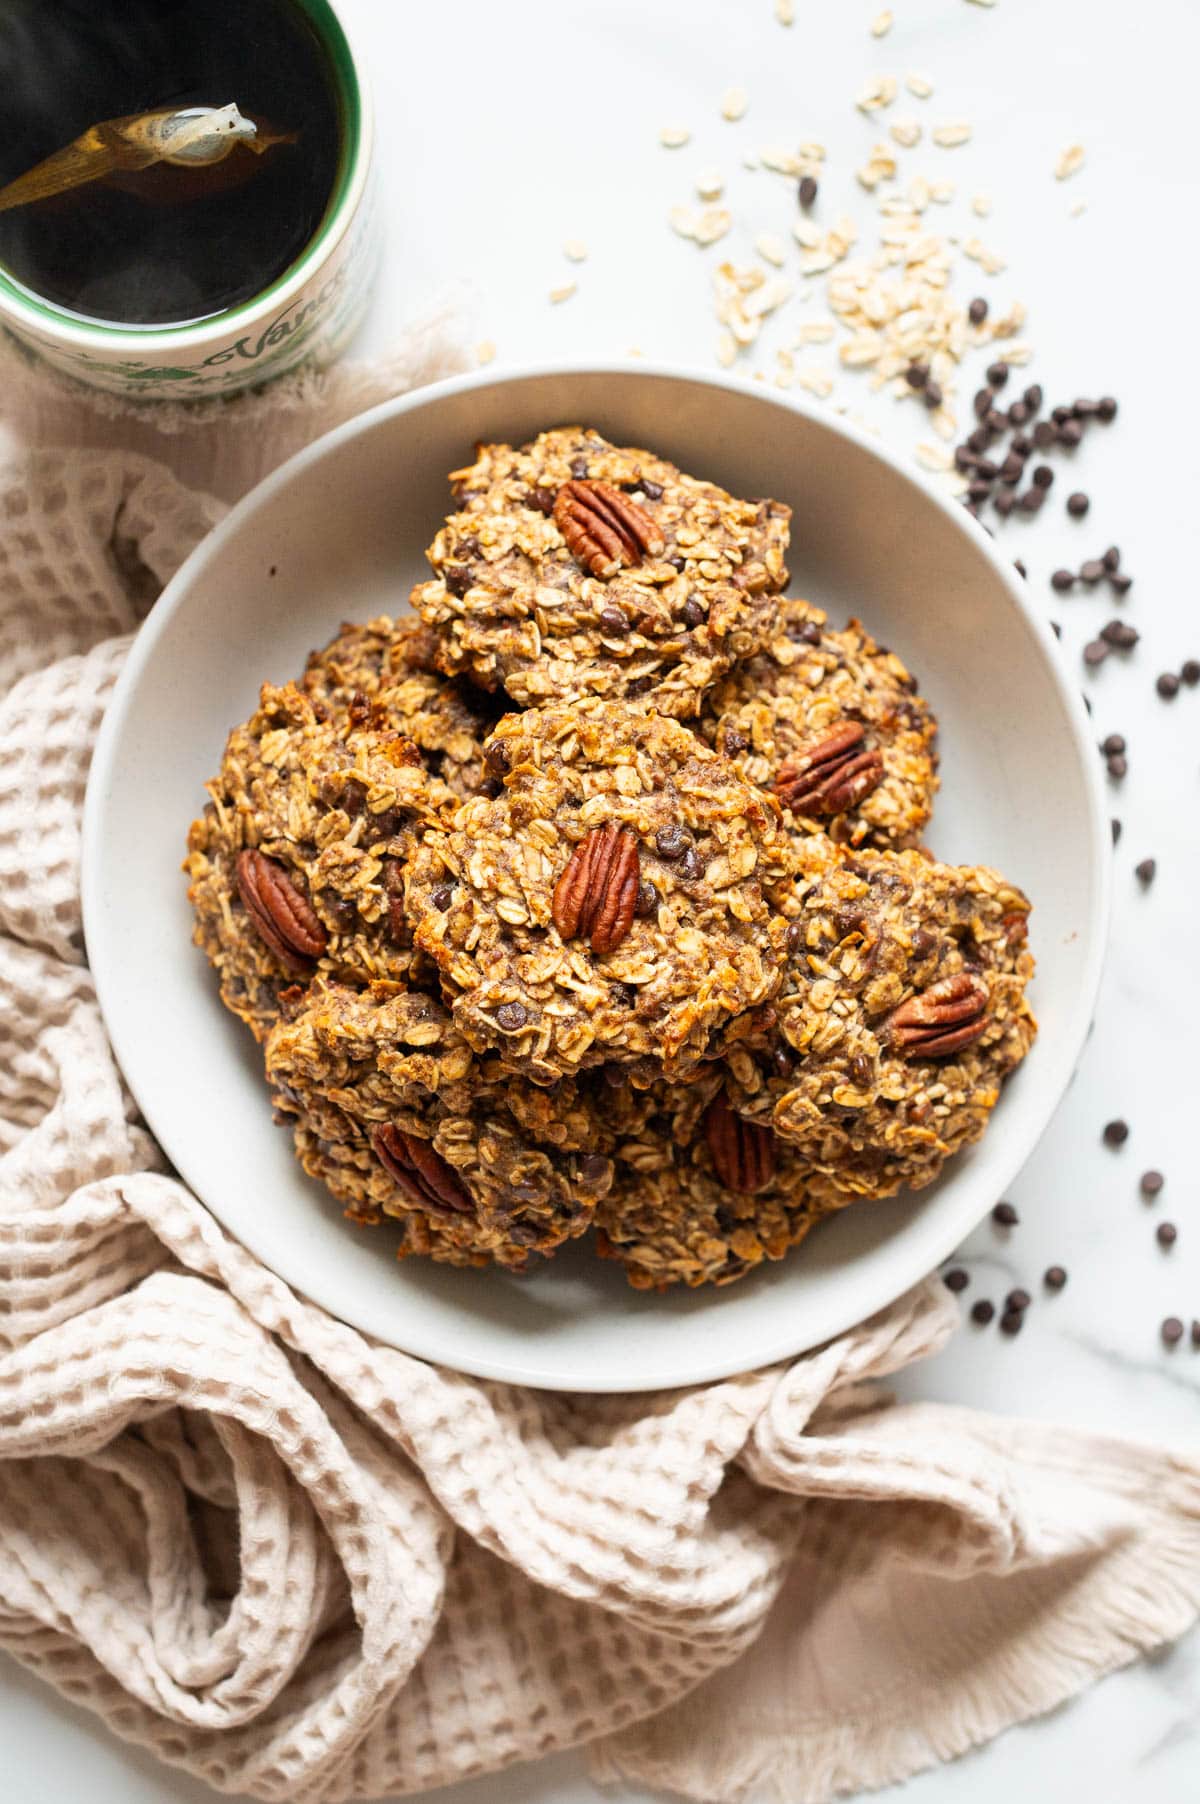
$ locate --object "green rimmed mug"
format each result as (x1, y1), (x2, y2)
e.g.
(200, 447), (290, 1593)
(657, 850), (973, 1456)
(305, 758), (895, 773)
(0, 0), (376, 400)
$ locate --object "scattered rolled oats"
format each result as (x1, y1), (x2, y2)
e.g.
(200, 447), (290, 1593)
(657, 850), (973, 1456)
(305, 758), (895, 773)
(562, 239), (588, 263)
(971, 191), (992, 216)
(906, 71), (934, 98)
(915, 442), (953, 472)
(1069, 199), (1088, 217)
(774, 0), (794, 23)
(796, 365), (835, 399)
(659, 124), (691, 149)
(794, 320), (836, 343)
(716, 329), (738, 368)
(548, 282), (577, 305)
(890, 117), (923, 149)
(856, 73), (898, 113)
(1055, 142), (1086, 180)
(721, 86), (749, 122)
(964, 0), (996, 8)
(932, 121), (973, 148)
(871, 8), (894, 34)
(963, 236), (1006, 275)
(475, 339), (496, 366)
(857, 142), (898, 190)
(696, 169), (725, 201)
(755, 232), (788, 267)
(928, 179), (956, 203)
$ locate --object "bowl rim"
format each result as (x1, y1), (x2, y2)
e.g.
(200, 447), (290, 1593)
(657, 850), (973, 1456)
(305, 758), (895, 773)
(82, 359), (1112, 1387)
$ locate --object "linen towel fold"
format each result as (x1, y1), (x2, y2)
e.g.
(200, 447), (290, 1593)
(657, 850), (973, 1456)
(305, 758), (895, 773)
(2, 433), (1199, 1804)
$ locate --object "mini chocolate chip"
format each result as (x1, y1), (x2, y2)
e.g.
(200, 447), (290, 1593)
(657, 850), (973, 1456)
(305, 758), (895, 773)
(944, 1267), (970, 1293)
(1157, 671), (1181, 698)
(666, 553), (686, 571)
(599, 605), (628, 635)
(1192, 1320), (1200, 1348)
(1006, 1287), (1031, 1312)
(1141, 1168), (1164, 1197)
(1111, 817), (1122, 844)
(992, 1201), (1019, 1226)
(1044, 1265), (1067, 1291)
(994, 490), (1016, 517)
(1097, 396), (1118, 420)
(640, 478), (664, 500)
(1051, 569), (1076, 592)
(1014, 560), (1027, 578)
(1156, 1222), (1178, 1248)
(968, 296), (988, 324)
(1074, 397), (1101, 418)
(526, 485), (556, 515)
(968, 478), (993, 502)
(1162, 1316), (1184, 1347)
(1033, 419), (1056, 448)
(798, 619), (823, 645)
(798, 173), (818, 207)
(1102, 545), (1121, 571)
(636, 878), (658, 918)
(971, 1299), (996, 1325)
(610, 982), (636, 1008)
(986, 360), (1009, 388)
(999, 1309), (1024, 1337)
(1080, 559), (1106, 583)
(985, 408), (1008, 434)
(655, 824), (688, 859)
(496, 1001), (528, 1031)
(955, 446), (979, 472)
(1083, 640), (1108, 667)
(723, 730), (749, 759)
(906, 362), (929, 388)
(479, 776), (502, 798)
(1032, 464), (1054, 489)
(850, 1051), (874, 1087)
(1107, 754), (1127, 779)
(1109, 571), (1133, 594)
(485, 739), (511, 775)
(1012, 431), (1033, 456)
(1049, 620), (1062, 638)
(1135, 858), (1156, 884)
(973, 387), (995, 420)
(444, 563), (473, 598)
(999, 452), (1024, 484)
(1008, 401), (1029, 427)
(431, 883), (454, 910)
(570, 455), (589, 478)
(1057, 418), (1084, 447)
(976, 458), (1000, 480)
(786, 921), (805, 954)
(1182, 660), (1200, 685)
(579, 1153), (610, 1185)
(1066, 491), (1089, 517)
(924, 380), (944, 410)
(678, 846), (704, 882)
(1101, 732), (1126, 755)
(967, 426), (992, 454)
(1023, 384), (1043, 412)
(682, 596), (707, 626)
(1102, 1118), (1129, 1147)
(1019, 488), (1045, 514)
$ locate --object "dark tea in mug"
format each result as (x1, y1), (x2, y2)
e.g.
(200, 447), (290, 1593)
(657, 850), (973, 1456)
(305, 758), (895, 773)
(0, 0), (344, 327)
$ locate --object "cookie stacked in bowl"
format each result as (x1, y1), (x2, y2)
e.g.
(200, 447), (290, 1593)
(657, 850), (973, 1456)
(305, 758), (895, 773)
(185, 427), (1036, 1289)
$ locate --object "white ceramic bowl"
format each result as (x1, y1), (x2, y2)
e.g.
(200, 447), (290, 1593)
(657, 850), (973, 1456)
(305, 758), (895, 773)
(82, 364), (1110, 1391)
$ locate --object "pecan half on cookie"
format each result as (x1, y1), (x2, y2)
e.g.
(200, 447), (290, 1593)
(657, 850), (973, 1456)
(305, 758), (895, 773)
(700, 597), (939, 849)
(406, 700), (792, 1085)
(410, 426), (790, 717)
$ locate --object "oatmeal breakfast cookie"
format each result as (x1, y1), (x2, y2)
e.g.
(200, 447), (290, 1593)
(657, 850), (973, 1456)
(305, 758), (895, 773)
(185, 679), (455, 1040)
(700, 598), (939, 849)
(722, 835), (1036, 1203)
(405, 700), (792, 1085)
(594, 1067), (836, 1290)
(301, 612), (496, 798)
(411, 426), (791, 717)
(266, 980), (614, 1270)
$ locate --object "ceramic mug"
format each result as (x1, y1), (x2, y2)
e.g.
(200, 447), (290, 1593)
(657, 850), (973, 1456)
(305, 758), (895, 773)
(0, 0), (376, 400)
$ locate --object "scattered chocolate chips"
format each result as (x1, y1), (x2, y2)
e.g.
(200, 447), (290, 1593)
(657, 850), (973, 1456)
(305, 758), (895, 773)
(1102, 1118), (1129, 1147)
(1066, 491), (1090, 517)
(430, 883), (455, 911)
(1033, 420), (1056, 449)
(992, 1200), (1019, 1226)
(1006, 1288), (1031, 1312)
(1083, 639), (1109, 667)
(1140, 1169), (1164, 1197)
(678, 846), (704, 882)
(1156, 1222), (1178, 1249)
(986, 361), (1009, 388)
(1058, 418), (1084, 448)
(1192, 1320), (1200, 1349)
(1181, 659), (1200, 685)
(1080, 558), (1106, 583)
(798, 619), (823, 645)
(1107, 754), (1127, 780)
(1156, 671), (1181, 699)
(640, 478), (664, 500)
(1044, 1265), (1068, 1291)
(1101, 732), (1126, 755)
(906, 361), (929, 389)
(944, 1267), (970, 1293)
(1109, 571), (1133, 595)
(1101, 621), (1138, 650)
(971, 1299), (996, 1325)
(968, 296), (988, 325)
(1102, 545), (1121, 571)
(682, 596), (707, 627)
(1111, 818), (1122, 845)
(1135, 858), (1156, 885)
(999, 1309), (1024, 1337)
(1098, 396), (1118, 420)
(924, 380), (944, 410)
(1031, 464), (1054, 490)
(1051, 568), (1076, 592)
(798, 173), (818, 208)
(496, 1001), (528, 1032)
(598, 604), (628, 635)
(636, 878), (658, 918)
(484, 739), (511, 776)
(1162, 1316), (1185, 1348)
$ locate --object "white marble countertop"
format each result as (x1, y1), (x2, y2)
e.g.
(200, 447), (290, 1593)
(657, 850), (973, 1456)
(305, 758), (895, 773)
(3, 0), (1199, 1798)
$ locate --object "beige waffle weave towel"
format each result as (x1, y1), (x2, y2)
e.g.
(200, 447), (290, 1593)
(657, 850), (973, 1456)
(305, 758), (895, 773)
(2, 429), (1200, 1804)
